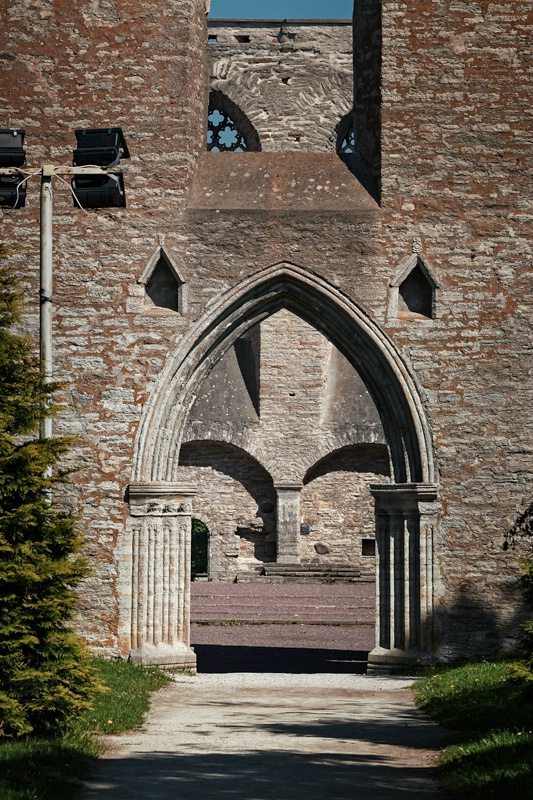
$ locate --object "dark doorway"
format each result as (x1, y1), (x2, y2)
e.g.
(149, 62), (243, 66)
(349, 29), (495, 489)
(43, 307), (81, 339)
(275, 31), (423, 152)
(191, 518), (209, 578)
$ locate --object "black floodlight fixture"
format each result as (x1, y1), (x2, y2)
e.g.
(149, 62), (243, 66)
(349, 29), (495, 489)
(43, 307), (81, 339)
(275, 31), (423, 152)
(0, 129), (26, 168)
(71, 172), (125, 209)
(0, 129), (27, 208)
(0, 174), (26, 208)
(72, 127), (129, 209)
(72, 127), (129, 168)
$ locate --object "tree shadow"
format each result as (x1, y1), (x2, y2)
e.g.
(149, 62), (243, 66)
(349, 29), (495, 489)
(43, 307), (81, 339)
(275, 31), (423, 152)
(79, 747), (445, 800)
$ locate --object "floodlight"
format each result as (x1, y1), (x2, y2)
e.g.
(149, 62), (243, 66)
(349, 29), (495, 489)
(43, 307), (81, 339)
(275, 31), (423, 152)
(0, 129), (26, 168)
(71, 127), (129, 208)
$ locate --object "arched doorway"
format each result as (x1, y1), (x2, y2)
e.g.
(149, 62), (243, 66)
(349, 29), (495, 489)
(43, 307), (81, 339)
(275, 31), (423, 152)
(191, 518), (209, 578)
(127, 262), (439, 672)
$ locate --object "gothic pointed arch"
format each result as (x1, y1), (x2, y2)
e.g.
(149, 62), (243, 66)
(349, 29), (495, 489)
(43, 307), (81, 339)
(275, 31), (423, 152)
(207, 90), (261, 152)
(132, 262), (435, 487)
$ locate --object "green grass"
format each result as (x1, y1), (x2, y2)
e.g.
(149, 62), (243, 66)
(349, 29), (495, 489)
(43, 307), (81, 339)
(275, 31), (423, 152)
(0, 659), (172, 800)
(414, 659), (533, 799)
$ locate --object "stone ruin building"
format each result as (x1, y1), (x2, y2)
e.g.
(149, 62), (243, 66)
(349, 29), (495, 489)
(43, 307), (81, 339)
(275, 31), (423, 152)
(0, 1), (531, 672)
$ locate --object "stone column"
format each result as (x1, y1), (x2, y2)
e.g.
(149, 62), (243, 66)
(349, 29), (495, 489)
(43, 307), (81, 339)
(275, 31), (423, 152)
(128, 482), (197, 668)
(368, 483), (439, 673)
(274, 482), (302, 564)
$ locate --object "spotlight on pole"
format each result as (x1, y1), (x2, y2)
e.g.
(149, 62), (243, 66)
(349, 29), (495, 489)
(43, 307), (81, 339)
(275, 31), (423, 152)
(71, 127), (130, 209)
(0, 129), (27, 208)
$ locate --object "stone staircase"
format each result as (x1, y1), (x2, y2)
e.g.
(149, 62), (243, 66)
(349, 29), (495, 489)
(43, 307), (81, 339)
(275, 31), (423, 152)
(190, 581), (376, 672)
(230, 562), (374, 584)
(191, 581), (375, 625)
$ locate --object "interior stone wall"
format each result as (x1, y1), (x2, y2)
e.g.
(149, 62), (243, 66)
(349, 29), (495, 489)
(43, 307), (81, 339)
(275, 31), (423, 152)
(300, 444), (390, 573)
(176, 441), (277, 581)
(182, 310), (386, 578)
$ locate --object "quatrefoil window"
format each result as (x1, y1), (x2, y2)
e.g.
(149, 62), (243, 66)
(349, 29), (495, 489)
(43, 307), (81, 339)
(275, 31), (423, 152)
(338, 125), (356, 155)
(208, 108), (247, 152)
(206, 91), (261, 152)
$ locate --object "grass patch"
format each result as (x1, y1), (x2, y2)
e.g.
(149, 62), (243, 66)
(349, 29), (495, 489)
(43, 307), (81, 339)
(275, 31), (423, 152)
(414, 659), (533, 799)
(0, 658), (172, 800)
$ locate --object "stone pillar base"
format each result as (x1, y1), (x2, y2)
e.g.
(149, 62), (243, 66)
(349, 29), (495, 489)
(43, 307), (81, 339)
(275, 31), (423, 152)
(129, 642), (197, 670)
(367, 646), (432, 675)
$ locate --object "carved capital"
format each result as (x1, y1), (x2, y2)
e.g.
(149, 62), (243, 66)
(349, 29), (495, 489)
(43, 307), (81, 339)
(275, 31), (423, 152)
(128, 482), (197, 517)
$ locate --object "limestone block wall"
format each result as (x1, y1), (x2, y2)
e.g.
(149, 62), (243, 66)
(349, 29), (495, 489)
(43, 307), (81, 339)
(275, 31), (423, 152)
(176, 442), (277, 581)
(0, 0), (210, 653)
(300, 444), (390, 572)
(0, 2), (531, 660)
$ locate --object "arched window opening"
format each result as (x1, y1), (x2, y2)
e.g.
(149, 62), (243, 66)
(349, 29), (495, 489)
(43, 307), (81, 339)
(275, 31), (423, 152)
(389, 254), (439, 321)
(398, 261), (434, 319)
(207, 91), (261, 152)
(191, 518), (209, 578)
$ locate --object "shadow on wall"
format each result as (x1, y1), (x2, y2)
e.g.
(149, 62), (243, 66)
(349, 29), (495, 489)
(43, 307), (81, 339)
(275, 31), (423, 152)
(304, 443), (390, 484)
(179, 440), (276, 530)
(433, 584), (527, 661)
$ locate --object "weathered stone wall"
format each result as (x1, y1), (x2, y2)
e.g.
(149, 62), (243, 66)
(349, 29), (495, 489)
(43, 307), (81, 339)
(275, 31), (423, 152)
(0, 2), (531, 661)
(177, 442), (277, 581)
(207, 20), (353, 152)
(0, 0), (210, 654)
(300, 444), (390, 572)
(182, 309), (386, 578)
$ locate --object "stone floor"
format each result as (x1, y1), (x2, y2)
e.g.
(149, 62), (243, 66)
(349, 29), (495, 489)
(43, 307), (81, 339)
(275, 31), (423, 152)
(77, 582), (448, 800)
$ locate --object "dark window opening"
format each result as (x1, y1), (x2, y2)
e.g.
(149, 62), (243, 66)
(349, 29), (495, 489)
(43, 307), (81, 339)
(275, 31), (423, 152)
(235, 34), (250, 43)
(335, 112), (379, 200)
(145, 255), (183, 312)
(362, 538), (376, 557)
(398, 261), (434, 319)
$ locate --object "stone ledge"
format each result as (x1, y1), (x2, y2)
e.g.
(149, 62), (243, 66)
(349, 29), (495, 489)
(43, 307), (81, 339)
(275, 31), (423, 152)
(187, 152), (380, 213)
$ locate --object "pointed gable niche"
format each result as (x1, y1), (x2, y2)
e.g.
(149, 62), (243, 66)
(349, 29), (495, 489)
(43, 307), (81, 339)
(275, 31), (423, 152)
(389, 252), (438, 321)
(141, 247), (185, 313)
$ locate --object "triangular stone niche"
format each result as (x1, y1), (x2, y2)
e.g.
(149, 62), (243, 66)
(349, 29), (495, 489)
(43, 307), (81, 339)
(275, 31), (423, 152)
(140, 247), (185, 313)
(389, 253), (438, 320)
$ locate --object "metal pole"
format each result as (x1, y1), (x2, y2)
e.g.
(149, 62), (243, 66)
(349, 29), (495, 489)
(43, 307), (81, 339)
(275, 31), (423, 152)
(40, 168), (53, 440)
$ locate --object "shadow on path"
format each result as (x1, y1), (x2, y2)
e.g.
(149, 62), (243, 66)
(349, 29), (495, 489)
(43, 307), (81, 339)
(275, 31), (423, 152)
(81, 747), (443, 800)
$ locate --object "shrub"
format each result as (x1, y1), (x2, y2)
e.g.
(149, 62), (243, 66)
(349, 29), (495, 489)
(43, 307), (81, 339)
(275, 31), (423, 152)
(0, 249), (102, 737)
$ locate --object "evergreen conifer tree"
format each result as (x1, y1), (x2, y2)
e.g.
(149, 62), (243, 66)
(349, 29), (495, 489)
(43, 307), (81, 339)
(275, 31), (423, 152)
(0, 246), (101, 737)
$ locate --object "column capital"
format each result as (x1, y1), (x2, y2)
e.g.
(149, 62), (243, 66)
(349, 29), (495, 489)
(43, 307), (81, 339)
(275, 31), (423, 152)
(274, 482), (303, 491)
(370, 483), (438, 501)
(128, 482), (197, 517)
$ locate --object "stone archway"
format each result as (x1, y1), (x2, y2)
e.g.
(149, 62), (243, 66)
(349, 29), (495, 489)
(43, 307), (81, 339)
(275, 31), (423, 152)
(126, 262), (439, 671)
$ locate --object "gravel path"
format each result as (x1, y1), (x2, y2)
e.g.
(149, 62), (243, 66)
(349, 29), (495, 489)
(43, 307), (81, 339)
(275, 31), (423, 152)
(78, 672), (447, 800)
(79, 584), (446, 799)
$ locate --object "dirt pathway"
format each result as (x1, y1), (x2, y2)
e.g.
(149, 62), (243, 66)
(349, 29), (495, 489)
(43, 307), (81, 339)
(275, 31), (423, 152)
(78, 673), (447, 800)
